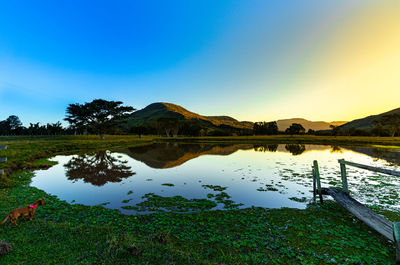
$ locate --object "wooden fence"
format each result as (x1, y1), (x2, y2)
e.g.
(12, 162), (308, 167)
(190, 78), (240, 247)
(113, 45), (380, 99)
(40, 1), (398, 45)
(312, 159), (400, 264)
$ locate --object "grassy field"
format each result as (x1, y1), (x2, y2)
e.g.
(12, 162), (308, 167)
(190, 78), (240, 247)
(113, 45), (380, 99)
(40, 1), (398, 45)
(0, 135), (399, 264)
(171, 135), (400, 146)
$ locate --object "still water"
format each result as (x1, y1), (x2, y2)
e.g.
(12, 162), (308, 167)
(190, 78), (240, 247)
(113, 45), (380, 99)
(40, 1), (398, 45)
(31, 143), (400, 214)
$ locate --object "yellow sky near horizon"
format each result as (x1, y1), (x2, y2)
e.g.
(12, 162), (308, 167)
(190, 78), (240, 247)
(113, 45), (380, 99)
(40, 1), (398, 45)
(251, 1), (400, 122)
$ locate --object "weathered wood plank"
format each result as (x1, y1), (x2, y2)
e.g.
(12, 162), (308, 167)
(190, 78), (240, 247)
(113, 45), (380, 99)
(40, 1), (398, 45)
(312, 168), (316, 202)
(339, 161), (349, 193)
(394, 222), (400, 264)
(0, 145), (6, 150)
(322, 188), (394, 242)
(339, 159), (400, 177)
(313, 160), (323, 203)
(0, 157), (6, 162)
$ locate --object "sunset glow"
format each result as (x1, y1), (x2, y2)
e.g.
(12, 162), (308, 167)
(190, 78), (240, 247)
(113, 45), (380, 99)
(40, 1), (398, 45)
(0, 1), (399, 124)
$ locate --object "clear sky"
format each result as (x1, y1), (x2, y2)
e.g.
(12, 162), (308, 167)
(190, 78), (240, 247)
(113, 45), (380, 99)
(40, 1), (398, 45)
(0, 0), (399, 125)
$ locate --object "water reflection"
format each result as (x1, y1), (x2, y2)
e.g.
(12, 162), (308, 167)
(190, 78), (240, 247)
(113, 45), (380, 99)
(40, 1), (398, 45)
(122, 143), (335, 169)
(284, 144), (306, 155)
(64, 151), (135, 186)
(253, 144), (278, 152)
(122, 143), (254, 169)
(346, 146), (400, 166)
(30, 142), (400, 215)
(330, 146), (342, 153)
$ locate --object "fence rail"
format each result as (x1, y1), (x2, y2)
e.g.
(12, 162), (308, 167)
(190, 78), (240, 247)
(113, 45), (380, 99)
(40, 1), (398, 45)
(312, 159), (400, 263)
(339, 159), (400, 177)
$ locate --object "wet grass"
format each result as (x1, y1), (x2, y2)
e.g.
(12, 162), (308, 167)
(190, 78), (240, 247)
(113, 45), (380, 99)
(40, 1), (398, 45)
(1, 178), (398, 264)
(0, 135), (400, 263)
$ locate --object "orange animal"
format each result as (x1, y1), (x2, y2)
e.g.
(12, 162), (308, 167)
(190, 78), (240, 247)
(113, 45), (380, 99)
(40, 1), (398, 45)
(0, 199), (45, 225)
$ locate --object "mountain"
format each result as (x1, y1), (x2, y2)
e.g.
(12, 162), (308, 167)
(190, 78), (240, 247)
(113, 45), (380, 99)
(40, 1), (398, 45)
(276, 118), (347, 131)
(126, 102), (253, 130)
(340, 107), (400, 130)
(126, 102), (352, 134)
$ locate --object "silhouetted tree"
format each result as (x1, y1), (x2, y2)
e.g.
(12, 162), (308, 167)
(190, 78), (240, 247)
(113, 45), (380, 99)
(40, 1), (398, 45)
(6, 115), (22, 131)
(307, 129), (315, 135)
(253, 121), (278, 135)
(157, 117), (180, 137)
(371, 123), (390, 137)
(330, 125), (342, 136)
(0, 115), (22, 135)
(65, 99), (135, 139)
(285, 123), (305, 135)
(372, 114), (400, 137)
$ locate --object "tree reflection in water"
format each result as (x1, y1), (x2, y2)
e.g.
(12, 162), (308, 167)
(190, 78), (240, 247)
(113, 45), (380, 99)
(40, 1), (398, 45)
(284, 144), (306, 156)
(64, 151), (134, 186)
(330, 145), (342, 153)
(253, 144), (278, 152)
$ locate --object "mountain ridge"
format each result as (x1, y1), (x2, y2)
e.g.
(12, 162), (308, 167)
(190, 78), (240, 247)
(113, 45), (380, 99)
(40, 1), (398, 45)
(339, 107), (400, 130)
(126, 102), (253, 130)
(127, 102), (351, 133)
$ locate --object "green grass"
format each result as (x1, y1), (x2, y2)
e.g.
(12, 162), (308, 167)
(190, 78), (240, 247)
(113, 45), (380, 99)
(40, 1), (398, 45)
(167, 135), (400, 146)
(0, 135), (399, 264)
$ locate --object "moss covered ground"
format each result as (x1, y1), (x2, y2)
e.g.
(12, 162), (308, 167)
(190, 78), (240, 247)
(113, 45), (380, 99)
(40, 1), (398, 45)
(0, 135), (399, 264)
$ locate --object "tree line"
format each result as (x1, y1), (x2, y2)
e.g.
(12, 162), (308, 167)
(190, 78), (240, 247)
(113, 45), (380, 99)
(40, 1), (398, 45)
(1, 99), (399, 138)
(0, 116), (70, 136)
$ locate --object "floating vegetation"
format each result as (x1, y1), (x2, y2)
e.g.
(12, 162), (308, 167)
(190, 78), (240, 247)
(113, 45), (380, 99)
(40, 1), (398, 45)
(257, 184), (279, 192)
(161, 183), (174, 187)
(201, 185), (227, 192)
(213, 192), (243, 209)
(127, 190), (133, 195)
(289, 197), (308, 203)
(134, 193), (217, 212)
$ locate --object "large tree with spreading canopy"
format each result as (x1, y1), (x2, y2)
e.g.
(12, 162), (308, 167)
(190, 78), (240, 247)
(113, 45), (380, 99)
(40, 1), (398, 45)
(65, 99), (135, 139)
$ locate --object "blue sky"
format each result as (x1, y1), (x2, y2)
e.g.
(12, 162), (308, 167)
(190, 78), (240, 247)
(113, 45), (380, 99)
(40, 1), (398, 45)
(1, 1), (399, 125)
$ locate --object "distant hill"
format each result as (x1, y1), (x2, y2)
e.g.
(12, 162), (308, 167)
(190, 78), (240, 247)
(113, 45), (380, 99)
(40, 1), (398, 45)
(126, 102), (253, 130)
(340, 107), (400, 130)
(276, 118), (347, 131)
(126, 102), (355, 134)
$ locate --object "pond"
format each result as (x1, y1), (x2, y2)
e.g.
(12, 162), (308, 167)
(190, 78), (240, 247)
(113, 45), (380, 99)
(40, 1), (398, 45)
(30, 143), (400, 214)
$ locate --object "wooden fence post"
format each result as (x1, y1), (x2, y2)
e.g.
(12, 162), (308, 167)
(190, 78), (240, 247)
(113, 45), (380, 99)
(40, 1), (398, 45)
(313, 160), (323, 203)
(338, 159), (349, 193)
(0, 145), (6, 175)
(312, 167), (316, 202)
(394, 222), (400, 265)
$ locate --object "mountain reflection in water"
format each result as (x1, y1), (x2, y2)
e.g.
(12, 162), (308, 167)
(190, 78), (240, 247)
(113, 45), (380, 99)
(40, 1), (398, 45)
(30, 142), (400, 215)
(120, 143), (332, 169)
(64, 150), (135, 186)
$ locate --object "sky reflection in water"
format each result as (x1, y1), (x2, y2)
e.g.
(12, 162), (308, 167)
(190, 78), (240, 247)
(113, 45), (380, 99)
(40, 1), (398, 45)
(30, 143), (400, 215)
